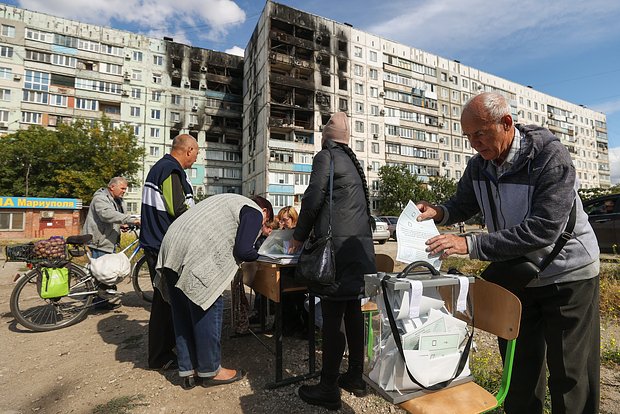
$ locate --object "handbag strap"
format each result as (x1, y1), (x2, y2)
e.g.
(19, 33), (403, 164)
(327, 148), (334, 236)
(380, 275), (473, 391)
(484, 178), (576, 272)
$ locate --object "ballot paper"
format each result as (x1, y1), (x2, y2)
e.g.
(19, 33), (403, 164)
(257, 229), (299, 264)
(396, 200), (442, 270)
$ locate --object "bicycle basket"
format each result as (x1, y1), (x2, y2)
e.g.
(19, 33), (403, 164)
(33, 237), (67, 261)
(5, 243), (36, 262)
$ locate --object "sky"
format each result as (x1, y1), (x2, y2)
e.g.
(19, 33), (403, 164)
(4, 0), (620, 184)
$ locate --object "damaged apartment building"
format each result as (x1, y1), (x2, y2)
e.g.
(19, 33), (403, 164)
(243, 1), (610, 211)
(0, 5), (244, 211)
(0, 1), (610, 214)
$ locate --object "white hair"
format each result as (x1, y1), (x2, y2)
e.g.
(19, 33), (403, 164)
(464, 92), (511, 122)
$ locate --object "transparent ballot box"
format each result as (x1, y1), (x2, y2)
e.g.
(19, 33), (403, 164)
(363, 262), (475, 404)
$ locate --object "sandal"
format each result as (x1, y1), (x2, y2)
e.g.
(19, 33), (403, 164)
(202, 369), (245, 387)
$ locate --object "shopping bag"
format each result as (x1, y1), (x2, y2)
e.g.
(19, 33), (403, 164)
(90, 253), (131, 285)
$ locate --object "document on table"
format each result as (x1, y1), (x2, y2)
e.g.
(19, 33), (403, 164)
(396, 200), (442, 270)
(257, 229), (300, 264)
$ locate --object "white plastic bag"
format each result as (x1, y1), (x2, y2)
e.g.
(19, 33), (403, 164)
(89, 253), (131, 285)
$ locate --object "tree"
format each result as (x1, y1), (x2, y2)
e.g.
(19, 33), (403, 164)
(0, 117), (144, 203)
(378, 165), (430, 215)
(426, 176), (457, 204)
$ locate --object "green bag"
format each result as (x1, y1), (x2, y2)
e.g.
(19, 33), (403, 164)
(39, 267), (70, 299)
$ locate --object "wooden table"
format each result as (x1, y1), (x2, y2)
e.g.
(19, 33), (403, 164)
(244, 261), (319, 388)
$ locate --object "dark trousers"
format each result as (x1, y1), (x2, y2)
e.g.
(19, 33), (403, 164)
(499, 277), (600, 414)
(144, 248), (177, 368)
(320, 298), (365, 386)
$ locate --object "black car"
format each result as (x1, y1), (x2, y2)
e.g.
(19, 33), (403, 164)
(582, 193), (620, 253)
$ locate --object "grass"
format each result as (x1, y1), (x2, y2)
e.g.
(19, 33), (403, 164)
(92, 395), (147, 414)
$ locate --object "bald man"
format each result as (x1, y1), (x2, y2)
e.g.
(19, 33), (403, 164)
(417, 92), (600, 414)
(140, 134), (198, 370)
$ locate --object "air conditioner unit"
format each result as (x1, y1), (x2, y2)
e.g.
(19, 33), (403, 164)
(315, 35), (323, 43)
(366, 165), (373, 171)
(439, 137), (445, 143)
(449, 76), (456, 81)
(372, 134), (379, 139)
(0, 121), (7, 128)
(191, 104), (198, 111)
(121, 90), (129, 97)
(200, 66), (207, 72)
(125, 52), (131, 59)
(41, 211), (54, 219)
(184, 81), (191, 87)
(199, 82), (207, 90)
(379, 110), (385, 116)
(442, 161), (448, 167)
(378, 91), (385, 97)
(316, 55), (323, 63)
(439, 122), (445, 127)
(13, 74), (21, 81)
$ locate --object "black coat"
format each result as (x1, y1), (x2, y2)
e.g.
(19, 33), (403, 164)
(293, 141), (376, 299)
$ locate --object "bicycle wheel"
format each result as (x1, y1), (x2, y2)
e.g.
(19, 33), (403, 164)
(10, 263), (95, 332)
(132, 255), (153, 303)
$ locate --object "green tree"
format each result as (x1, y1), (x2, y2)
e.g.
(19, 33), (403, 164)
(426, 176), (457, 204)
(0, 117), (144, 203)
(378, 165), (430, 215)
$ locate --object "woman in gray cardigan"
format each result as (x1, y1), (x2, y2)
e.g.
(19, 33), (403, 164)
(156, 194), (273, 390)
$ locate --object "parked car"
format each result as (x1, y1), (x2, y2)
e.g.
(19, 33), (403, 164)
(379, 216), (398, 240)
(371, 215), (390, 244)
(582, 193), (620, 253)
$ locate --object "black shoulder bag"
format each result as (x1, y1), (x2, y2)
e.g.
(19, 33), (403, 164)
(295, 150), (336, 285)
(480, 179), (576, 293)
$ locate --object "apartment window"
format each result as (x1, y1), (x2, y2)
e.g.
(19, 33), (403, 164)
(21, 111), (42, 124)
(354, 64), (363, 76)
(151, 90), (162, 101)
(0, 46), (14, 58)
(171, 94), (182, 105)
(131, 70), (142, 81)
(0, 88), (10, 101)
(153, 55), (163, 65)
(369, 86), (378, 98)
(131, 88), (141, 99)
(354, 120), (364, 133)
(1, 25), (16, 37)
(24, 70), (50, 91)
(22, 90), (48, 104)
(355, 140), (364, 152)
(355, 83), (364, 94)
(355, 102), (364, 113)
(369, 68), (378, 80)
(372, 161), (380, 172)
(149, 146), (160, 157)
(170, 111), (181, 122)
(454, 154), (461, 163)
(133, 125), (141, 136)
(151, 109), (161, 119)
(295, 173), (310, 186)
(102, 44), (123, 56)
(371, 123), (379, 134)
(0, 109), (8, 122)
(75, 98), (98, 110)
(53, 54), (77, 68)
(130, 106), (140, 117)
(101, 62), (122, 75)
(371, 105), (379, 116)
(25, 50), (51, 63)
(150, 127), (160, 138)
(189, 114), (198, 125)
(152, 73), (162, 84)
(49, 94), (67, 107)
(372, 142), (380, 154)
(0, 212), (24, 230)
(369, 50), (377, 62)
(132, 51), (143, 61)
(354, 46), (363, 58)
(25, 28), (52, 42)
(339, 98), (348, 111)
(78, 39), (99, 52)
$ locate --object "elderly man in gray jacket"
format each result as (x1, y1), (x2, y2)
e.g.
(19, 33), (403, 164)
(418, 92), (600, 414)
(83, 177), (140, 258)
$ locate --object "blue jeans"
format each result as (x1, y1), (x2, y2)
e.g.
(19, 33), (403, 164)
(164, 268), (223, 378)
(90, 248), (107, 259)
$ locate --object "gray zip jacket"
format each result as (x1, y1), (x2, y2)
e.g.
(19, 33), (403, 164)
(441, 124), (599, 287)
(82, 188), (135, 253)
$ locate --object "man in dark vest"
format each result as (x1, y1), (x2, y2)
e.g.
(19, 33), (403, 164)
(140, 134), (198, 370)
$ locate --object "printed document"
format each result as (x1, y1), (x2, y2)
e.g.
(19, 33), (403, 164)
(396, 200), (442, 270)
(257, 229), (299, 264)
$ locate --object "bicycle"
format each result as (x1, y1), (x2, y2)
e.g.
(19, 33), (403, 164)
(7, 231), (153, 332)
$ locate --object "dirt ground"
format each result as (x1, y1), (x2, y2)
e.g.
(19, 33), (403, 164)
(0, 242), (618, 414)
